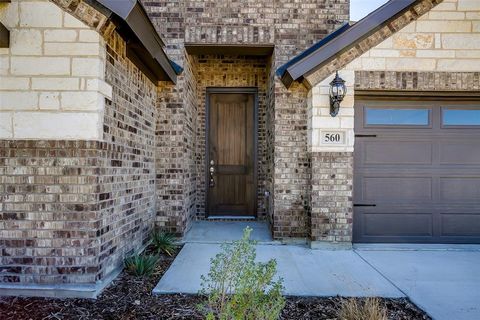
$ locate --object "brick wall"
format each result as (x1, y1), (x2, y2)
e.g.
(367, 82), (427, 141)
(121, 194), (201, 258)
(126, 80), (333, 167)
(310, 152), (353, 243)
(142, 0), (350, 237)
(141, 0), (349, 61)
(194, 54), (270, 218)
(271, 81), (310, 239)
(155, 53), (198, 236)
(0, 0), (158, 292)
(0, 141), (101, 285)
(98, 31), (158, 279)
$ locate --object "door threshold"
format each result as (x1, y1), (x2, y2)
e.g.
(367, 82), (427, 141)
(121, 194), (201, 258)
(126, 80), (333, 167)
(207, 216), (256, 221)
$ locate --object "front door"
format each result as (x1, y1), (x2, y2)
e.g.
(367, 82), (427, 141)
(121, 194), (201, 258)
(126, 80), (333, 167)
(207, 90), (257, 217)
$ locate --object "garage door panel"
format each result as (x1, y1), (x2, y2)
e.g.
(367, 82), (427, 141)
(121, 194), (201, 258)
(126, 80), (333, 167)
(439, 142), (480, 165)
(440, 178), (480, 202)
(362, 141), (432, 165)
(363, 177), (432, 202)
(354, 100), (480, 244)
(441, 214), (480, 237)
(363, 213), (433, 237)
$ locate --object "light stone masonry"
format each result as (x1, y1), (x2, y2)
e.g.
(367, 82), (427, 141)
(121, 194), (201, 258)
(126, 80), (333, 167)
(0, 0), (112, 140)
(13, 112), (101, 139)
(309, 0), (480, 153)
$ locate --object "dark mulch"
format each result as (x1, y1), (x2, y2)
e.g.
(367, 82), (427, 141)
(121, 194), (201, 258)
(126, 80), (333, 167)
(0, 246), (430, 320)
(281, 297), (429, 320)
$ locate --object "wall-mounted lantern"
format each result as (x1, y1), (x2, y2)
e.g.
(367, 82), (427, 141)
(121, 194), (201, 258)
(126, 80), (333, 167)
(329, 71), (347, 117)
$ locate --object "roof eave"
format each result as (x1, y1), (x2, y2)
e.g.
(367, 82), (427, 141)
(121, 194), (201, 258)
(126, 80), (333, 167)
(0, 21), (8, 48)
(96, 0), (178, 84)
(279, 0), (419, 88)
(0, 0), (10, 48)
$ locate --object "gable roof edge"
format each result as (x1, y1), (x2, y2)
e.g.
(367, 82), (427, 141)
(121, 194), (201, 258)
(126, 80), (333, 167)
(278, 0), (443, 89)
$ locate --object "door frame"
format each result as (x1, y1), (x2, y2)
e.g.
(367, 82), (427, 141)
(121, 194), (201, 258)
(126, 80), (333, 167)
(205, 87), (259, 218)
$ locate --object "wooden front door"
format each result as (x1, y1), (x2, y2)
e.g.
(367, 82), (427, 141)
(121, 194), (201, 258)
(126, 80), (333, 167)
(207, 90), (257, 217)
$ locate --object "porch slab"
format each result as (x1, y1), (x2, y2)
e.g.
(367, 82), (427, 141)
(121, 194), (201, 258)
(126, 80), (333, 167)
(153, 243), (403, 298)
(183, 221), (274, 243)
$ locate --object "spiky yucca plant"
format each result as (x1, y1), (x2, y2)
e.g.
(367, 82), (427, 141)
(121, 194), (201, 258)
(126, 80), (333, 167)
(124, 254), (158, 277)
(151, 231), (176, 256)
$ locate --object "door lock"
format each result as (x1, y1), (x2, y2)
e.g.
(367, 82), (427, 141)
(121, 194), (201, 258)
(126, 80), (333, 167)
(209, 159), (215, 187)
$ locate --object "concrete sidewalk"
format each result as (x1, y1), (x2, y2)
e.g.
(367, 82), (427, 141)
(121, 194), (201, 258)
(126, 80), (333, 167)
(154, 221), (480, 319)
(153, 243), (403, 298)
(357, 249), (480, 320)
(183, 220), (274, 243)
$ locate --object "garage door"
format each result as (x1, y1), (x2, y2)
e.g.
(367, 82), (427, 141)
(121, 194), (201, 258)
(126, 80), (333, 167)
(354, 98), (480, 243)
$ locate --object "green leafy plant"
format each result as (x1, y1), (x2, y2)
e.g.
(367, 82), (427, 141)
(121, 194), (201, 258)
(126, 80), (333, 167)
(199, 227), (285, 320)
(338, 297), (387, 320)
(151, 231), (176, 256)
(124, 254), (158, 277)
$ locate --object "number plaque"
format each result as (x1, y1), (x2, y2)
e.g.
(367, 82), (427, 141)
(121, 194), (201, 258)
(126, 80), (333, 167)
(321, 131), (345, 145)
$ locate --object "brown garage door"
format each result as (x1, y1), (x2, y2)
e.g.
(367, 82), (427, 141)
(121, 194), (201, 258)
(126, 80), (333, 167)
(354, 98), (480, 243)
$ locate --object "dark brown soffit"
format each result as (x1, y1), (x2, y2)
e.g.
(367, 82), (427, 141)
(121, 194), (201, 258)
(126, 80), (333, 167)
(185, 44), (274, 56)
(277, 0), (421, 88)
(0, 21), (8, 48)
(0, 0), (10, 47)
(95, 0), (179, 83)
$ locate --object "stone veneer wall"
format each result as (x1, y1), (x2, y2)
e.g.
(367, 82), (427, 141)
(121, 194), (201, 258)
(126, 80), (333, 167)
(0, 0), (158, 292)
(0, 0), (112, 139)
(308, 0), (480, 244)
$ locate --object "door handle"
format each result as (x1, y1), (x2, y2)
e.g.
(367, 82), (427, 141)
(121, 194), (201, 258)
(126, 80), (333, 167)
(209, 160), (215, 188)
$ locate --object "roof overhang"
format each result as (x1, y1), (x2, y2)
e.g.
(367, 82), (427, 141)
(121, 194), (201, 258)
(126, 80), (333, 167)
(277, 0), (420, 88)
(0, 0), (10, 48)
(96, 0), (179, 84)
(0, 22), (8, 48)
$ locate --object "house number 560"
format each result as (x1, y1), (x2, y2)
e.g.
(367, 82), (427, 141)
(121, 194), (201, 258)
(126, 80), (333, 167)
(324, 133), (341, 142)
(321, 132), (345, 144)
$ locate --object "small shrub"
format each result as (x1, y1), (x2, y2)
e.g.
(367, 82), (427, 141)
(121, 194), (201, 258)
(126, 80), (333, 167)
(199, 227), (285, 320)
(338, 297), (387, 320)
(151, 231), (176, 256)
(124, 254), (158, 277)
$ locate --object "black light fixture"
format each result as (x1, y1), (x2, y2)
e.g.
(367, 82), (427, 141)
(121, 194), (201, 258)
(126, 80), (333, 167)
(329, 71), (347, 117)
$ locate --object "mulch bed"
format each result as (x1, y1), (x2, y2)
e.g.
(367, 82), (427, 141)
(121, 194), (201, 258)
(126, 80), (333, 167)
(0, 246), (430, 320)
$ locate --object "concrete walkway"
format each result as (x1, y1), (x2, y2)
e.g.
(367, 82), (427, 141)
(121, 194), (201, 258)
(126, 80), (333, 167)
(183, 220), (274, 243)
(153, 243), (403, 298)
(154, 222), (480, 320)
(356, 248), (480, 320)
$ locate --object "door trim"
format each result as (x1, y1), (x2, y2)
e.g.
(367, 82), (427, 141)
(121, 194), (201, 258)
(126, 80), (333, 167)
(205, 87), (259, 218)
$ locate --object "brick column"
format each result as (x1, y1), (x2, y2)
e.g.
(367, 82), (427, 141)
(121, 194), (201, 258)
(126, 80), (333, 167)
(308, 71), (355, 247)
(271, 81), (310, 239)
(310, 152), (353, 247)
